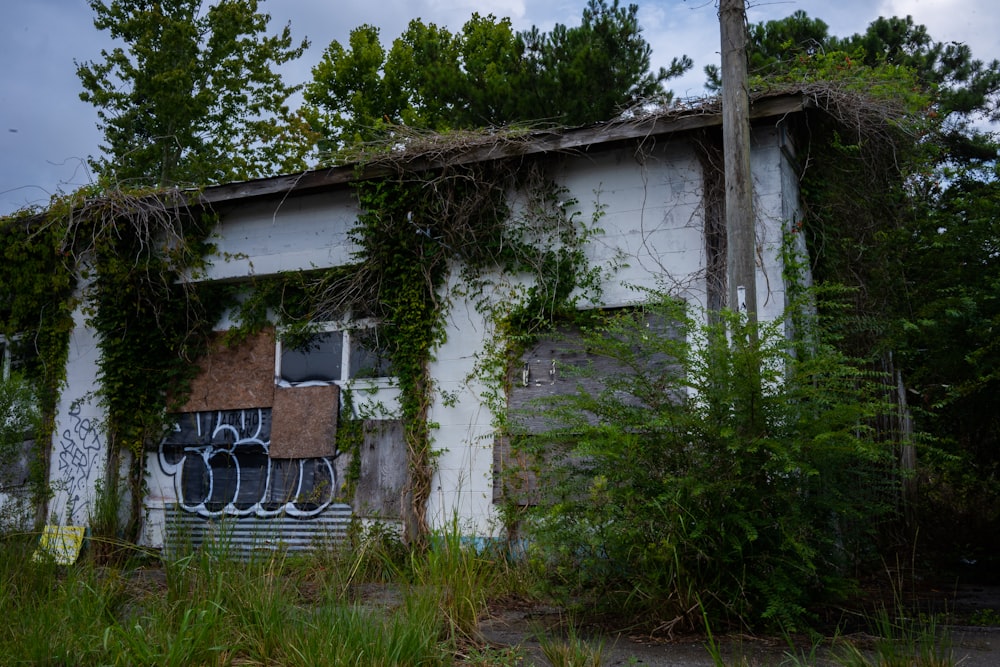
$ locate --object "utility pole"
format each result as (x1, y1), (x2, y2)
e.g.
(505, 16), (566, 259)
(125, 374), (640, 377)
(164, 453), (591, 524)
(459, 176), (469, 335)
(719, 0), (756, 322)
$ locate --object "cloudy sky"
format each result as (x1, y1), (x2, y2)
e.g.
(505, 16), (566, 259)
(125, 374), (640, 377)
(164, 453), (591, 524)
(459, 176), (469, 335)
(1, 0), (997, 215)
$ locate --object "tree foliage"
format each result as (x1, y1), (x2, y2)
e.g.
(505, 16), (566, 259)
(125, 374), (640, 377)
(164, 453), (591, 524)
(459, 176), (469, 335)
(728, 11), (1000, 566)
(893, 159), (1000, 555)
(516, 0), (691, 126)
(713, 11), (1000, 128)
(303, 0), (691, 158)
(76, 0), (309, 187)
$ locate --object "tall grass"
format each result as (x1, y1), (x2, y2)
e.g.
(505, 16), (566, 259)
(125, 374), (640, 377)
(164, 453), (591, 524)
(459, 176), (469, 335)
(0, 536), (127, 664)
(0, 520), (528, 666)
(409, 517), (505, 643)
(3, 520), (962, 667)
(833, 605), (954, 667)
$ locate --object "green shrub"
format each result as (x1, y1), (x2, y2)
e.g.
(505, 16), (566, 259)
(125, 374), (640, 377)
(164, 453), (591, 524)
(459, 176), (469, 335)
(516, 293), (897, 631)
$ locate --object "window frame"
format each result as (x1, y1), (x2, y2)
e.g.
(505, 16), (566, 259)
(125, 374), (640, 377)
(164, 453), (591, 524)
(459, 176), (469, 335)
(0, 334), (30, 381)
(274, 319), (394, 387)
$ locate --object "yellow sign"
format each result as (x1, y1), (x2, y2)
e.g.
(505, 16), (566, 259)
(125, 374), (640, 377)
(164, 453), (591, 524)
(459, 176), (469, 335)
(34, 525), (86, 565)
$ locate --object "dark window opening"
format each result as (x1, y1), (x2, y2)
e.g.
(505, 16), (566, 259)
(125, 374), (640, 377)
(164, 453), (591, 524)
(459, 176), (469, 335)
(280, 331), (343, 382)
(278, 324), (393, 384)
(349, 326), (393, 379)
(1, 336), (37, 381)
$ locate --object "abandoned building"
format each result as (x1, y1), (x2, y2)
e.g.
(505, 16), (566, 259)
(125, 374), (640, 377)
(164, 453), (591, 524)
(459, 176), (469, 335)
(1, 93), (809, 555)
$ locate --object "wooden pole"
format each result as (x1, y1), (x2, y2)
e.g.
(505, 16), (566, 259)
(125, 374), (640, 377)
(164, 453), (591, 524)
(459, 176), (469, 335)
(719, 0), (756, 322)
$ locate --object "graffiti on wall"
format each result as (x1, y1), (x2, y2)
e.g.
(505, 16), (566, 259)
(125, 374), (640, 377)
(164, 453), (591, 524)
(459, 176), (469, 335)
(158, 408), (339, 518)
(56, 402), (103, 523)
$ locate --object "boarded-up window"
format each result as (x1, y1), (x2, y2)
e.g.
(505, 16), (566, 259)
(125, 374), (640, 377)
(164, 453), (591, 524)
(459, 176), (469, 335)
(159, 408), (340, 519)
(182, 329), (276, 412)
(352, 420), (407, 519)
(269, 385), (339, 458)
(178, 329), (342, 459)
(498, 308), (682, 505)
(507, 327), (592, 433)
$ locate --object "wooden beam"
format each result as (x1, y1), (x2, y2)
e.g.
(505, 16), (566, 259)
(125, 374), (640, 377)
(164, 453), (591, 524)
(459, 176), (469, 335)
(720, 0), (757, 320)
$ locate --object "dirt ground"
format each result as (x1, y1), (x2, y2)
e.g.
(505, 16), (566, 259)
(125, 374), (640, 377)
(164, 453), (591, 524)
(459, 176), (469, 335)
(477, 584), (1000, 666)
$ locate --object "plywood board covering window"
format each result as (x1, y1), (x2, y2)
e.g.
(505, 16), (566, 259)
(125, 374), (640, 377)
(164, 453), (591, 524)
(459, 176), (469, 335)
(269, 384), (339, 458)
(499, 309), (682, 505)
(353, 420), (406, 518)
(182, 329), (276, 412)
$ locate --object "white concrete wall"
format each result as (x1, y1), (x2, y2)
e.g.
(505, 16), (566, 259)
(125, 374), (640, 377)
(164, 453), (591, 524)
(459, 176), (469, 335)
(201, 190), (359, 280)
(554, 139), (707, 309)
(48, 296), (107, 526)
(750, 125), (796, 322)
(426, 269), (502, 536)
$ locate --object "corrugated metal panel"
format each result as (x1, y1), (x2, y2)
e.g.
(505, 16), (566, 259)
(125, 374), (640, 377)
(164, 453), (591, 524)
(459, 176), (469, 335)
(164, 504), (352, 558)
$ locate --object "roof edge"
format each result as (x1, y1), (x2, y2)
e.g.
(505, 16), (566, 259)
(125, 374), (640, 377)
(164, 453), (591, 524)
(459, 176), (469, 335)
(198, 93), (805, 207)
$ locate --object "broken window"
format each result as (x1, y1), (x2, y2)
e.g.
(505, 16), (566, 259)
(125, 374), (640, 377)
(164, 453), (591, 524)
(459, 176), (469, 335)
(347, 325), (393, 379)
(0, 335), (39, 500)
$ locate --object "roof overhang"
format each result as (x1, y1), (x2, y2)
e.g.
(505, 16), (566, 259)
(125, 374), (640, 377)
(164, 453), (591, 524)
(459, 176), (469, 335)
(197, 93), (805, 208)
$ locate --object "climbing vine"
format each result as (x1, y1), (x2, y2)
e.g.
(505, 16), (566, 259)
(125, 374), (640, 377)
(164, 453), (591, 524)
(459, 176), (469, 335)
(0, 209), (77, 517)
(0, 187), (235, 538)
(74, 193), (231, 540)
(237, 150), (602, 545)
(308, 157), (601, 545)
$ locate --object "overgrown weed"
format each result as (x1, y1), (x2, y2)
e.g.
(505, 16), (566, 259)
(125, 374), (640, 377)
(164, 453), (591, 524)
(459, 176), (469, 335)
(0, 521), (535, 665)
(832, 605), (954, 667)
(537, 622), (605, 667)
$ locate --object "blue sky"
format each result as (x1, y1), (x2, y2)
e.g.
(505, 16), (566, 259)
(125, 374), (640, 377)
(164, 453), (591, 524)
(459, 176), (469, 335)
(1, 0), (997, 215)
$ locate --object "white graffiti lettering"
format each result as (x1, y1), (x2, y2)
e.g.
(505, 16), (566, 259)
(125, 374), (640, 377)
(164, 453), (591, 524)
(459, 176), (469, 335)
(158, 408), (338, 519)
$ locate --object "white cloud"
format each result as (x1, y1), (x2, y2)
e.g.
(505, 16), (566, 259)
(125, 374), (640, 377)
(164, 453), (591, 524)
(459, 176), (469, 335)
(427, 0), (528, 20)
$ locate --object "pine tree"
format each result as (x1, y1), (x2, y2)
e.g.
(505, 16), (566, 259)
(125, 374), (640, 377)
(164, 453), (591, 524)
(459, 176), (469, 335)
(303, 1), (692, 159)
